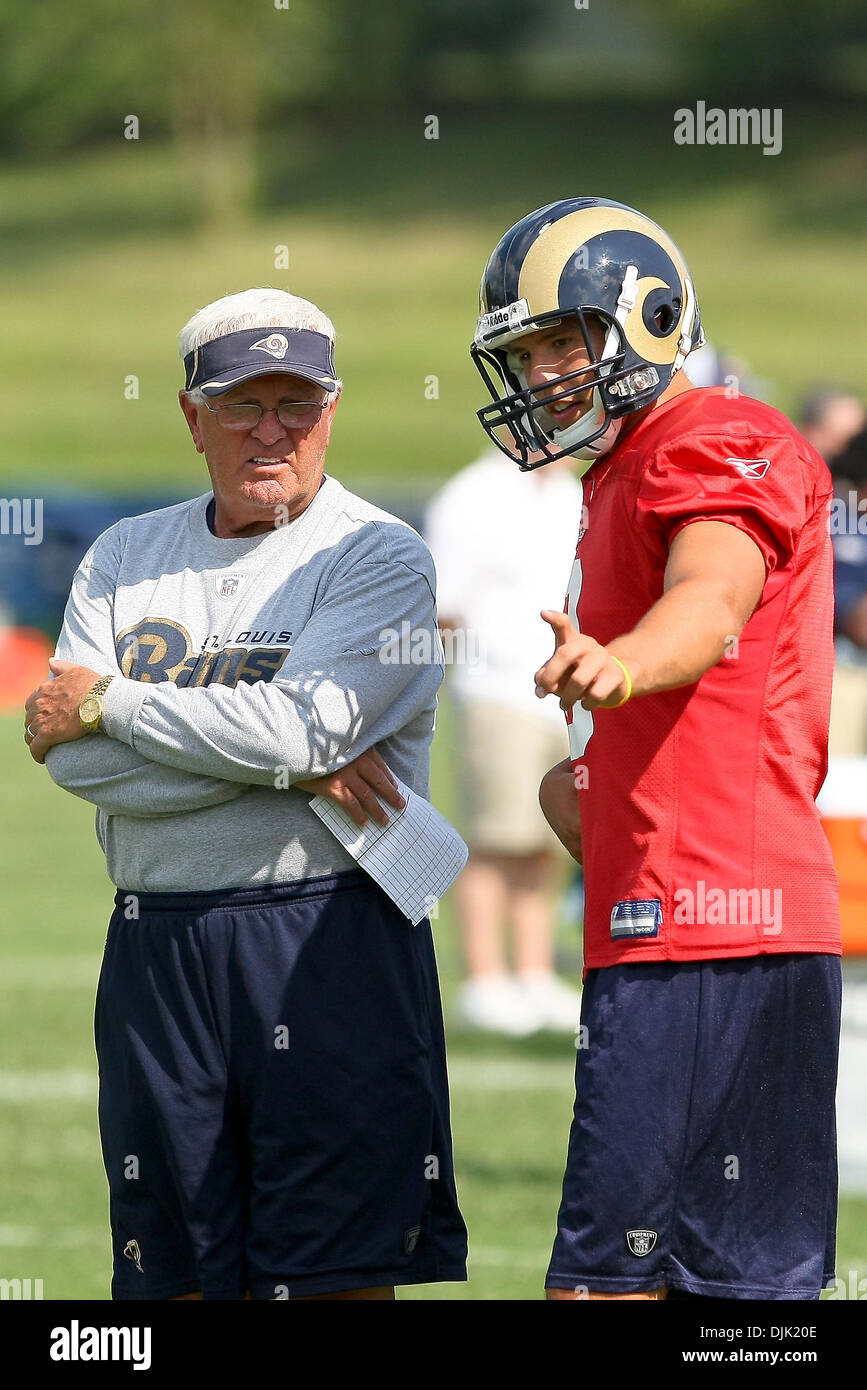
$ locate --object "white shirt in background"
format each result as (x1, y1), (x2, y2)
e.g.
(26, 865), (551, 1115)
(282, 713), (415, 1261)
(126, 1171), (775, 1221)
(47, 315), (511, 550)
(425, 452), (588, 728)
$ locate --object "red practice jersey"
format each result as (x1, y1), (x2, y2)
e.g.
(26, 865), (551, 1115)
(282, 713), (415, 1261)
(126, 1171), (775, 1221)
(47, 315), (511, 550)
(565, 386), (841, 969)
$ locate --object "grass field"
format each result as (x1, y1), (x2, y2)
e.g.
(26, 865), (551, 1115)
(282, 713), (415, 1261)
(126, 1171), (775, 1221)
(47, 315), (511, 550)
(1, 711), (866, 1301)
(2, 110), (867, 1299)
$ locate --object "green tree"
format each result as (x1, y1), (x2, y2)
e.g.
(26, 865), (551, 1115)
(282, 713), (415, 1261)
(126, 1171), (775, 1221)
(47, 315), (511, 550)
(631, 0), (867, 96)
(0, 0), (334, 222)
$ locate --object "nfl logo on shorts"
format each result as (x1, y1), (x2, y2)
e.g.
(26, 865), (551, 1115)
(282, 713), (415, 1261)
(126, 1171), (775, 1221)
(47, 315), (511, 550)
(626, 1228), (658, 1257)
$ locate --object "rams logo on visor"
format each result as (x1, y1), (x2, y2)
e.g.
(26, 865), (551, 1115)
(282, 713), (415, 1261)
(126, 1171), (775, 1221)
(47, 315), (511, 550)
(249, 333), (289, 360)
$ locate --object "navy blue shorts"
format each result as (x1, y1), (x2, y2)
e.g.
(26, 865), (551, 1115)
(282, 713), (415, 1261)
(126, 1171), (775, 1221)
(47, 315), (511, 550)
(95, 870), (467, 1299)
(546, 953), (841, 1300)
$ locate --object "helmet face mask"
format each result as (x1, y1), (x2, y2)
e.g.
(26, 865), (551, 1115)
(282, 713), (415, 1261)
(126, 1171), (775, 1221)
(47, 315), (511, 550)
(471, 198), (703, 472)
(473, 307), (639, 472)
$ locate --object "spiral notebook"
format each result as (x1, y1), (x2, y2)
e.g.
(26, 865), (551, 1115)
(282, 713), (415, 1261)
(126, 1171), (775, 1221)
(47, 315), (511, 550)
(309, 775), (468, 924)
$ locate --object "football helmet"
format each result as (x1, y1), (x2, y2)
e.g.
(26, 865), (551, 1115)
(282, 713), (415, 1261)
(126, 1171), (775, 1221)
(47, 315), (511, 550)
(471, 197), (704, 472)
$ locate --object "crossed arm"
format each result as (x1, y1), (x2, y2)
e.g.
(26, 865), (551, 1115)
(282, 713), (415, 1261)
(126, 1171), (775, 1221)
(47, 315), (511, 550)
(27, 556), (429, 827)
(536, 520), (767, 858)
(32, 683), (401, 825)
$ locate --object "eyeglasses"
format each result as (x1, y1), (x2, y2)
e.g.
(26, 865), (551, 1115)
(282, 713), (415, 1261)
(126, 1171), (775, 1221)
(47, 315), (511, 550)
(201, 398), (328, 431)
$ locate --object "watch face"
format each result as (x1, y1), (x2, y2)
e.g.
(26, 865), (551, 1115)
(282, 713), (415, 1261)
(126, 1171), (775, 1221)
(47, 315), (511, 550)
(80, 696), (101, 724)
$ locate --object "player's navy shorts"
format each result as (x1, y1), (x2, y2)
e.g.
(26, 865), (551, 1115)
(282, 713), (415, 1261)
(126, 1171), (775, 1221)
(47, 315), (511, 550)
(95, 870), (468, 1299)
(546, 953), (842, 1300)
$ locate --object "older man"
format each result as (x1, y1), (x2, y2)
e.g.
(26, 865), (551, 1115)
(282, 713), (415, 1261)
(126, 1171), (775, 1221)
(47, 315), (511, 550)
(25, 287), (467, 1301)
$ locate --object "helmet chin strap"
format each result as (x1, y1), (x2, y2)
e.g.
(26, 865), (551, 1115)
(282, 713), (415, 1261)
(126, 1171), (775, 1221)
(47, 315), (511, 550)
(545, 265), (641, 466)
(562, 415), (624, 473)
(540, 268), (638, 458)
(672, 274), (698, 375)
(550, 389), (607, 453)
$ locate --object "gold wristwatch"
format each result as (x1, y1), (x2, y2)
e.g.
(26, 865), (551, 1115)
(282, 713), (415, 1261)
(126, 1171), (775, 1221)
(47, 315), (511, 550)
(79, 675), (115, 734)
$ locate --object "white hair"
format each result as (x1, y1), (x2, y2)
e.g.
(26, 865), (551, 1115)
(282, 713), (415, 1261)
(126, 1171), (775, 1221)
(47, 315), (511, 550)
(179, 287), (341, 402)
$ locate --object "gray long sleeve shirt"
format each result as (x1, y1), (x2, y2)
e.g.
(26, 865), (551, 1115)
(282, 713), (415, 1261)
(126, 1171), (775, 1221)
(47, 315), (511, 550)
(45, 476), (443, 892)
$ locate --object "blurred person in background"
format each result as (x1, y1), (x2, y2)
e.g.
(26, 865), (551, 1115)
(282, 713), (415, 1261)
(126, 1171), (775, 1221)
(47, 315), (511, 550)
(798, 389), (867, 752)
(684, 341), (767, 401)
(798, 388), (866, 467)
(824, 420), (867, 753)
(425, 451), (591, 1035)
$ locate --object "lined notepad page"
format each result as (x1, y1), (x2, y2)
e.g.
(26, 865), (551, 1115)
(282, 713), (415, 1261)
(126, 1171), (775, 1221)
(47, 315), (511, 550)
(309, 775), (468, 924)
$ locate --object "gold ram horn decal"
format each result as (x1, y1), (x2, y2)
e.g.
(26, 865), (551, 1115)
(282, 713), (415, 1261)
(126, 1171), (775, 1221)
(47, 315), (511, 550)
(516, 207), (692, 365)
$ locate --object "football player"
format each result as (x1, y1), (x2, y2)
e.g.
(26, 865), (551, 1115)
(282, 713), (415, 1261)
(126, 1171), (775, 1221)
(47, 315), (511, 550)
(471, 197), (841, 1301)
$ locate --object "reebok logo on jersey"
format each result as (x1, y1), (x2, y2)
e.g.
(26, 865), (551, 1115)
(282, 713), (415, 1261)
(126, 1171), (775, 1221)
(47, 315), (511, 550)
(726, 457), (771, 479)
(249, 333), (289, 360)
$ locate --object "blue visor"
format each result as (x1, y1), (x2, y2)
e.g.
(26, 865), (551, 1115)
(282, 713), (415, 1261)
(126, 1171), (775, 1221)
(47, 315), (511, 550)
(184, 327), (337, 396)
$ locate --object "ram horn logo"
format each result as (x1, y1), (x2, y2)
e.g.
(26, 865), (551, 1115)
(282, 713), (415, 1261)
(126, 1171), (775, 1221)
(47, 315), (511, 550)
(626, 1228), (658, 1257)
(123, 1239), (144, 1273)
(250, 333), (289, 360)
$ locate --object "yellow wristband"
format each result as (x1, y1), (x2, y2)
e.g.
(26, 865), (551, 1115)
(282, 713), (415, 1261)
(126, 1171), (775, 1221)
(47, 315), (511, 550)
(608, 655), (633, 708)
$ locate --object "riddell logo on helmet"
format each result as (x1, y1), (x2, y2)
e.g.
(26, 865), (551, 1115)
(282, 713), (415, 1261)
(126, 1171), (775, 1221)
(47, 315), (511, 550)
(475, 299), (531, 342)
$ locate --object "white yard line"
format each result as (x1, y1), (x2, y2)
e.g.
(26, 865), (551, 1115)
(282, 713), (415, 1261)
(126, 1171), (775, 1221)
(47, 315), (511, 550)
(0, 1070), (96, 1101)
(469, 1246), (549, 1271)
(0, 1006), (864, 1191)
(0, 1225), (103, 1248)
(0, 1226), (546, 1270)
(838, 986), (867, 1191)
(448, 1058), (574, 1090)
(0, 957), (98, 988)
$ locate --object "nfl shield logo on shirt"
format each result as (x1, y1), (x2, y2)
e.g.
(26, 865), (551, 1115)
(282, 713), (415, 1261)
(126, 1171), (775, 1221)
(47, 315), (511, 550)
(626, 1229), (658, 1257)
(215, 573), (246, 598)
